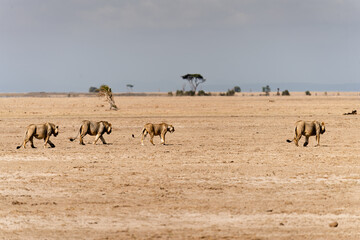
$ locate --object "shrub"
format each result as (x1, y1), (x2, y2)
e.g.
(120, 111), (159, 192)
(89, 86), (98, 93)
(168, 91), (173, 96)
(184, 91), (195, 96)
(176, 90), (184, 96)
(282, 90), (290, 96)
(234, 86), (241, 92)
(197, 90), (211, 96)
(226, 89), (235, 96)
(220, 89), (235, 96)
(305, 90), (311, 96)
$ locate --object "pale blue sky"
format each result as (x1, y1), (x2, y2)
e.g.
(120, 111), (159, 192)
(1, 0), (360, 92)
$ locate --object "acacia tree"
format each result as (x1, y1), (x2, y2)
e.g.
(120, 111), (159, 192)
(98, 85), (118, 110)
(126, 84), (134, 92)
(262, 85), (271, 96)
(182, 74), (206, 93)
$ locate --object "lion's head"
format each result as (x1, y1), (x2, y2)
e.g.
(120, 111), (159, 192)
(167, 125), (175, 133)
(54, 125), (59, 137)
(103, 122), (112, 134)
(320, 122), (325, 134)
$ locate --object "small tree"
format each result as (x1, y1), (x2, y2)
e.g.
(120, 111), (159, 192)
(89, 86), (98, 93)
(176, 90), (184, 96)
(282, 90), (290, 96)
(197, 90), (211, 96)
(126, 84), (134, 92)
(182, 74), (206, 93)
(262, 85), (271, 96)
(305, 90), (311, 96)
(98, 85), (118, 110)
(226, 89), (235, 96)
(234, 86), (241, 92)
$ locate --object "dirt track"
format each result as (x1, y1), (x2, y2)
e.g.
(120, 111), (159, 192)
(0, 95), (359, 239)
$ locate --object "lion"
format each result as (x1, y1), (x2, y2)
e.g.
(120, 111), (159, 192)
(16, 123), (59, 149)
(132, 123), (175, 145)
(69, 120), (112, 145)
(286, 120), (325, 147)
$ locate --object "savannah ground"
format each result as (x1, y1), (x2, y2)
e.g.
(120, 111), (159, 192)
(0, 93), (359, 239)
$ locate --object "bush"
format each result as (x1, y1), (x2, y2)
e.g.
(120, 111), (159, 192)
(176, 90), (184, 96)
(226, 89), (235, 96)
(89, 86), (98, 93)
(234, 86), (241, 92)
(282, 90), (290, 96)
(220, 89), (235, 96)
(184, 91), (195, 96)
(305, 90), (311, 96)
(168, 91), (173, 96)
(197, 90), (211, 96)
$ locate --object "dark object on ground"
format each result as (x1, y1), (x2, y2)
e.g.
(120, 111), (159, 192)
(343, 110), (357, 115)
(329, 222), (338, 228)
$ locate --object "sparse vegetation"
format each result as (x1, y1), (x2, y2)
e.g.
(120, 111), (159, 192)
(262, 85), (271, 96)
(97, 85), (118, 110)
(197, 90), (211, 96)
(276, 88), (280, 96)
(126, 84), (134, 92)
(282, 90), (290, 96)
(175, 90), (195, 96)
(176, 90), (184, 96)
(220, 89), (235, 96)
(234, 86), (241, 92)
(182, 74), (206, 93)
(168, 91), (173, 96)
(89, 86), (98, 93)
(184, 91), (195, 96)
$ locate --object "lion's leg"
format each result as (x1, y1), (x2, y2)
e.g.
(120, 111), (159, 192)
(47, 139), (55, 148)
(315, 134), (320, 147)
(100, 135), (107, 144)
(43, 135), (50, 148)
(160, 133), (165, 145)
(141, 131), (148, 146)
(79, 134), (85, 145)
(79, 125), (88, 145)
(93, 134), (101, 144)
(79, 130), (87, 145)
(303, 136), (309, 147)
(149, 133), (155, 145)
(30, 136), (35, 148)
(22, 138), (29, 149)
(294, 135), (301, 146)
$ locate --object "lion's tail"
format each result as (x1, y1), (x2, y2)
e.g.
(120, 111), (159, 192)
(69, 125), (81, 142)
(16, 129), (28, 149)
(132, 128), (145, 138)
(286, 126), (297, 143)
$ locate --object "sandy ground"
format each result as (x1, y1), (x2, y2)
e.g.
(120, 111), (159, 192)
(0, 94), (359, 239)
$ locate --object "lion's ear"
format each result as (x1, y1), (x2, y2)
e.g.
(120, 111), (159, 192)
(321, 122), (325, 126)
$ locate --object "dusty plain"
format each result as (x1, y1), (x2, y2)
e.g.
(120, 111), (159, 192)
(0, 93), (359, 239)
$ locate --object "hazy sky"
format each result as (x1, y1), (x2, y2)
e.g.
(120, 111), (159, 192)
(1, 0), (360, 92)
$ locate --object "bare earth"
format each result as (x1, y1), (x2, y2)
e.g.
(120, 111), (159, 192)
(0, 94), (359, 239)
